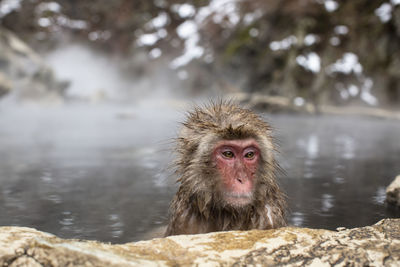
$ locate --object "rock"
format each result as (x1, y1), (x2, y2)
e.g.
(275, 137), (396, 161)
(0, 219), (399, 266)
(0, 27), (67, 103)
(387, 175), (400, 206)
(0, 72), (12, 97)
(229, 92), (316, 114)
(229, 92), (400, 120)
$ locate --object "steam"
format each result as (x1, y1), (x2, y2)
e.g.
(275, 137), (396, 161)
(43, 44), (191, 104)
(44, 45), (129, 102)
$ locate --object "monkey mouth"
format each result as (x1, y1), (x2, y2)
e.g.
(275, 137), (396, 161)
(223, 192), (253, 206)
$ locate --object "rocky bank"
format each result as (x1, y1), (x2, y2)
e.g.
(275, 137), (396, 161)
(231, 92), (400, 120)
(0, 218), (399, 266)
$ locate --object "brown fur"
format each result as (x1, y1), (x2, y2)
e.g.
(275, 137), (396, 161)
(165, 101), (286, 236)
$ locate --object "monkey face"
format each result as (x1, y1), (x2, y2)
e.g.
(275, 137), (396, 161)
(212, 138), (260, 207)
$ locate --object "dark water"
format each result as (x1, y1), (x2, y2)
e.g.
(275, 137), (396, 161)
(273, 114), (400, 230)
(0, 102), (399, 243)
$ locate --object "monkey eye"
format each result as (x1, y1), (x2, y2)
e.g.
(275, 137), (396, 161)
(244, 151), (255, 159)
(222, 151), (234, 158)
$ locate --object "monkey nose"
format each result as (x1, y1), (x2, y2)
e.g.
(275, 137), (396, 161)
(236, 178), (243, 184)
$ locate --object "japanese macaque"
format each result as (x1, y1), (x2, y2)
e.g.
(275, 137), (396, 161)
(165, 101), (286, 236)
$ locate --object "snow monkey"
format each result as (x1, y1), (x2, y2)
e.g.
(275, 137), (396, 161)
(165, 101), (286, 236)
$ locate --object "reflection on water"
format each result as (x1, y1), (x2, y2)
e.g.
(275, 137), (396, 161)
(273, 114), (400, 230)
(0, 103), (399, 243)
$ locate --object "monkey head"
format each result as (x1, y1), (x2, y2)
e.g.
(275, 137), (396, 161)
(175, 102), (277, 210)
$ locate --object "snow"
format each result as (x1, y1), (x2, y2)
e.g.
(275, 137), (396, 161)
(197, 0), (242, 27)
(243, 10), (263, 25)
(36, 2), (61, 14)
(269, 36), (297, 51)
(56, 15), (88, 30)
(296, 52), (321, 73)
(391, 0), (400, 5)
(170, 20), (204, 69)
(304, 34), (319, 46)
(137, 33), (159, 46)
(149, 48), (162, 59)
(348, 84), (359, 96)
(334, 25), (348, 35)
(375, 3), (392, 23)
(172, 3), (196, 18)
(147, 12), (169, 29)
(324, 0), (338, 12)
(38, 17), (52, 28)
(157, 28), (168, 38)
(318, 0), (339, 12)
(327, 53), (362, 74)
(170, 34), (204, 69)
(361, 78), (378, 105)
(169, 0), (243, 68)
(0, 0), (22, 17)
(176, 20), (197, 39)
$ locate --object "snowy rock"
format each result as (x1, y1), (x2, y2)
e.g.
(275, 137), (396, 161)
(0, 219), (399, 266)
(386, 175), (400, 206)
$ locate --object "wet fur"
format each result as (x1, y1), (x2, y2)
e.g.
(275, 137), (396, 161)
(165, 101), (286, 236)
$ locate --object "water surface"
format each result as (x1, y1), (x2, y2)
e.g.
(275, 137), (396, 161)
(0, 103), (399, 243)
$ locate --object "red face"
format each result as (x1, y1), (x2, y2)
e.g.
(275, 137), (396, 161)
(213, 138), (260, 207)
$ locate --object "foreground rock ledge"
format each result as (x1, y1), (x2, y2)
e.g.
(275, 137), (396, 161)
(1, 219), (399, 266)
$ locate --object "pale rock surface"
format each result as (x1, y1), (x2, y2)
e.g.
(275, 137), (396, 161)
(0, 219), (399, 266)
(386, 175), (400, 206)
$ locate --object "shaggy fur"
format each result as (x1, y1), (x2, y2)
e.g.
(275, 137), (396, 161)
(165, 101), (286, 236)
